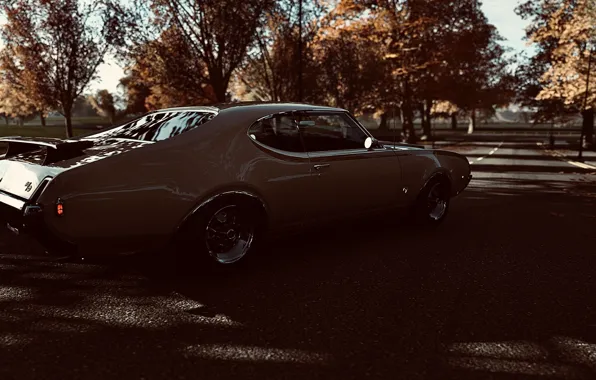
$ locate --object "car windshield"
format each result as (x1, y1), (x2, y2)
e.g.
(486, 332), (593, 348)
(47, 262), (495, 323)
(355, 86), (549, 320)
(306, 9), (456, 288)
(85, 111), (217, 142)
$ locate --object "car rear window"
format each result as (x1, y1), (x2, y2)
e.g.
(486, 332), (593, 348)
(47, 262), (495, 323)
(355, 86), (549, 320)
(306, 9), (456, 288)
(89, 111), (216, 142)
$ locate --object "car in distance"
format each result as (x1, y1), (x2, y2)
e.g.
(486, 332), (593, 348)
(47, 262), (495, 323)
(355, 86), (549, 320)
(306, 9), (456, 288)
(0, 102), (472, 267)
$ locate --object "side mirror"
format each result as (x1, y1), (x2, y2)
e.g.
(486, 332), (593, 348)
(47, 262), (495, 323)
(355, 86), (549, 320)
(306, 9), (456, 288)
(364, 137), (373, 150)
(298, 120), (316, 127)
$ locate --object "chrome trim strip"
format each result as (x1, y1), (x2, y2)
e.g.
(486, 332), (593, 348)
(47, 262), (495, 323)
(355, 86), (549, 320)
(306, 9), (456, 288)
(306, 149), (380, 158)
(80, 137), (157, 144)
(0, 192), (25, 210)
(248, 137), (310, 160)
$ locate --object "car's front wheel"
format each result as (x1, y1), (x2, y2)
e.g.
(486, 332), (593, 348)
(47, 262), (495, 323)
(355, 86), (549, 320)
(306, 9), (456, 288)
(411, 177), (451, 225)
(174, 199), (264, 271)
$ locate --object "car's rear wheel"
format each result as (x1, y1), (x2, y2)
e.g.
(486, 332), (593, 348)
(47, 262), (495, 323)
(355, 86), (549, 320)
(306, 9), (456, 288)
(174, 198), (265, 272)
(204, 204), (255, 265)
(411, 177), (451, 225)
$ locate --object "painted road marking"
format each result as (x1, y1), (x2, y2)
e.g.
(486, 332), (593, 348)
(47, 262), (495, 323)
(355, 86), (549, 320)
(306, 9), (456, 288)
(536, 142), (596, 170)
(469, 141), (504, 165)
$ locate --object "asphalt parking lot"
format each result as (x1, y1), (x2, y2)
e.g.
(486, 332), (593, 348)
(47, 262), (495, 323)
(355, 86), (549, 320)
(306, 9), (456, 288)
(1, 140), (595, 380)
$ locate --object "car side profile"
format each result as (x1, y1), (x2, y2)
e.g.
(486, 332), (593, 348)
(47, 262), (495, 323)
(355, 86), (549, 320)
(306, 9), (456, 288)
(0, 102), (472, 267)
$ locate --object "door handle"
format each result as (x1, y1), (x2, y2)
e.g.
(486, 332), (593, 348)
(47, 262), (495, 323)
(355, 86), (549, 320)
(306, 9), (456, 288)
(313, 164), (330, 171)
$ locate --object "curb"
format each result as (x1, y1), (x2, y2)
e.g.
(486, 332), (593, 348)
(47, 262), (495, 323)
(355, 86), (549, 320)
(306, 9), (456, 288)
(536, 142), (596, 171)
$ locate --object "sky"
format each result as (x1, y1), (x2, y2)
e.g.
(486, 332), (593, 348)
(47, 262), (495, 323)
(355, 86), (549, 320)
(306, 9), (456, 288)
(1, 0), (534, 95)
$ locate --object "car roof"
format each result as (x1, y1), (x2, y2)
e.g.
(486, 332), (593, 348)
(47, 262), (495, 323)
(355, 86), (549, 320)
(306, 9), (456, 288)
(158, 102), (347, 114)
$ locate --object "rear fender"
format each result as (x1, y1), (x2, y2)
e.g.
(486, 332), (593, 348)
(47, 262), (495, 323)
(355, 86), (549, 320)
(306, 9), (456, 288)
(176, 188), (269, 235)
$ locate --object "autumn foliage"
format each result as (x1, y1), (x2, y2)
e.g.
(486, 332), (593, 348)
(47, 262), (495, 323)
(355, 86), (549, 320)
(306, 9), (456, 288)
(517, 0), (595, 146)
(0, 0), (592, 145)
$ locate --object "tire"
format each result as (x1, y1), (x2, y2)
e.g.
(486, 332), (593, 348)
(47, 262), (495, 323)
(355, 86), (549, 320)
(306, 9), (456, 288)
(173, 198), (265, 272)
(411, 177), (451, 226)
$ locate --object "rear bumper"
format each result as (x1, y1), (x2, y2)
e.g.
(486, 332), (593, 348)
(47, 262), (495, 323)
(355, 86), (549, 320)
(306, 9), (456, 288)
(0, 194), (75, 255)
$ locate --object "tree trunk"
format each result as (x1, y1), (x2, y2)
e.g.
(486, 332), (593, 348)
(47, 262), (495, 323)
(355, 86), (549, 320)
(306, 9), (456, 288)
(418, 103), (426, 134)
(402, 80), (417, 143)
(423, 98), (432, 138)
(581, 108), (594, 149)
(451, 113), (457, 130)
(40, 112), (46, 127)
(209, 71), (228, 103)
(402, 103), (416, 143)
(3, 116), (8, 125)
(467, 109), (476, 134)
(378, 112), (389, 131)
(64, 109), (74, 138)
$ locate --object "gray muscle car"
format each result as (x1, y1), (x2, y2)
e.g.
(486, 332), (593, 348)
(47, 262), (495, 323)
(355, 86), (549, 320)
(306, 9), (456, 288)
(0, 102), (472, 267)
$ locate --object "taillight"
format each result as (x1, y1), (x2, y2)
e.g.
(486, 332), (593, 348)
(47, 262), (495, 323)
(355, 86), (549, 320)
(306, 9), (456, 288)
(56, 198), (64, 216)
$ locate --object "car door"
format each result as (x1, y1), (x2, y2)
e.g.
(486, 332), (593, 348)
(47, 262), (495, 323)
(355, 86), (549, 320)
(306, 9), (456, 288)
(246, 113), (318, 230)
(297, 111), (404, 222)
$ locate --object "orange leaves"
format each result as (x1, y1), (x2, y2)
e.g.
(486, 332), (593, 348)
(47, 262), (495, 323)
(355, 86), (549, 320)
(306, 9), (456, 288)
(527, 0), (596, 108)
(122, 25), (218, 110)
(0, 0), (131, 136)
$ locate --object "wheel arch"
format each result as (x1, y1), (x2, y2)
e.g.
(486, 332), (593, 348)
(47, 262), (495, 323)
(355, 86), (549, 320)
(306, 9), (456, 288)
(175, 187), (269, 236)
(418, 169), (452, 199)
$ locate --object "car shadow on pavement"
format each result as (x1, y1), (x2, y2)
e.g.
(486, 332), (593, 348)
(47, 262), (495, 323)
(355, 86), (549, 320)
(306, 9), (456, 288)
(1, 169), (595, 380)
(144, 174), (596, 379)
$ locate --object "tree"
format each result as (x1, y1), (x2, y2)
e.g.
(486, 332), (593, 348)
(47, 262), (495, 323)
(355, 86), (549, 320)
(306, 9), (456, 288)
(0, 0), (129, 137)
(72, 96), (100, 117)
(329, 0), (511, 139)
(431, 100), (460, 130)
(326, 1), (433, 142)
(88, 89), (119, 125)
(314, 21), (387, 113)
(514, 52), (578, 126)
(234, 0), (327, 103)
(131, 0), (276, 103)
(119, 74), (151, 115)
(430, 0), (513, 134)
(517, 0), (596, 147)
(0, 45), (52, 126)
(0, 80), (38, 125)
(123, 26), (218, 110)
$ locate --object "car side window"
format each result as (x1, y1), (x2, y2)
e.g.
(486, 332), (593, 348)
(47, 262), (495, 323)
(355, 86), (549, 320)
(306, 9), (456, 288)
(248, 115), (304, 153)
(298, 112), (368, 152)
(92, 111), (215, 142)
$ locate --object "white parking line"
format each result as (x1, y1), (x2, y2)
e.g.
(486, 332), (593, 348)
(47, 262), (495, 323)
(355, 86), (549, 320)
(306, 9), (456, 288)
(469, 141), (504, 165)
(536, 142), (596, 170)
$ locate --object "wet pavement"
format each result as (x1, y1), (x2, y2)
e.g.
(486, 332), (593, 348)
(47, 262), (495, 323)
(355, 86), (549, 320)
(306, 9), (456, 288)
(1, 139), (595, 380)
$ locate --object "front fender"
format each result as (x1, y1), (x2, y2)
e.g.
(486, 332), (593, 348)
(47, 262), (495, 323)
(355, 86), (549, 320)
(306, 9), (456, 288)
(433, 150), (472, 196)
